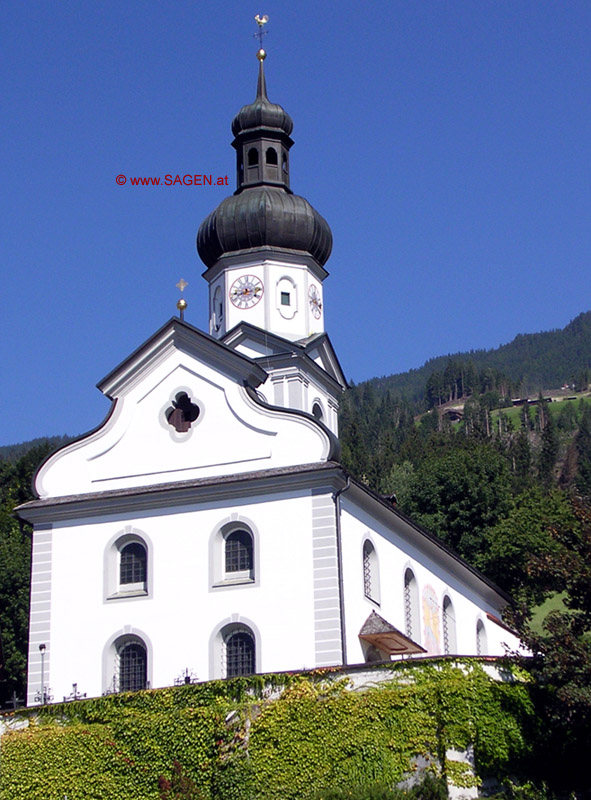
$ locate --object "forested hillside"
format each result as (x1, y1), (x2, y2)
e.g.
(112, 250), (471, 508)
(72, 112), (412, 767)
(367, 310), (591, 407)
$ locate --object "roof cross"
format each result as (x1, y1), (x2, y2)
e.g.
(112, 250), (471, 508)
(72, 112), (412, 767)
(176, 278), (188, 321)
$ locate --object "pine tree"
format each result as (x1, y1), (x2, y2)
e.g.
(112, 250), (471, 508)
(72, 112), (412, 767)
(538, 409), (558, 487)
(575, 405), (591, 498)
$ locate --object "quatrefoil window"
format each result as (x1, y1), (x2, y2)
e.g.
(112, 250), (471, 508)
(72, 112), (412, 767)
(166, 392), (200, 433)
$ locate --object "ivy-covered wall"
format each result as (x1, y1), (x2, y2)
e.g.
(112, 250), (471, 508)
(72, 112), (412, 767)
(0, 661), (539, 800)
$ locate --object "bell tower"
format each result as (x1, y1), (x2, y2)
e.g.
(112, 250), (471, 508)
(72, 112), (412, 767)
(197, 46), (332, 343)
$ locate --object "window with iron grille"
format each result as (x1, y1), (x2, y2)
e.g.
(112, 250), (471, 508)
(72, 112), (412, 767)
(225, 530), (253, 573)
(442, 596), (457, 655)
(363, 541), (373, 598)
(226, 631), (255, 677)
(443, 602), (450, 655)
(404, 580), (412, 637)
(119, 643), (147, 692)
(476, 620), (487, 656)
(120, 542), (146, 585)
(404, 568), (419, 641)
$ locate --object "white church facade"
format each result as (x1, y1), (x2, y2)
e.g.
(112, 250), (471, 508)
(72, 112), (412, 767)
(17, 50), (521, 706)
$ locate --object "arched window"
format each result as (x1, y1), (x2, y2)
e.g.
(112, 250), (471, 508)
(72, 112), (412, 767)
(476, 619), (488, 656)
(210, 618), (260, 679)
(210, 519), (259, 588)
(282, 153), (288, 174)
(105, 529), (151, 600)
(120, 542), (146, 585)
(266, 147), (278, 165)
(225, 530), (253, 574)
(226, 630), (255, 678)
(247, 148), (259, 166)
(442, 595), (457, 655)
(362, 539), (380, 604)
(119, 641), (147, 692)
(404, 568), (420, 642)
(312, 402), (324, 421)
(213, 285), (223, 332)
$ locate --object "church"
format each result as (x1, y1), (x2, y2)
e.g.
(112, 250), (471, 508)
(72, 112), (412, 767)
(17, 46), (521, 706)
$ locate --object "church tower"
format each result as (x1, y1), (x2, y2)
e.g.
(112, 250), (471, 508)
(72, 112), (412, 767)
(197, 48), (345, 433)
(197, 50), (332, 343)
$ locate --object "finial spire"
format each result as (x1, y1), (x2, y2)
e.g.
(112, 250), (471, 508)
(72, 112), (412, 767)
(256, 53), (268, 99)
(254, 14), (268, 63)
(176, 278), (188, 321)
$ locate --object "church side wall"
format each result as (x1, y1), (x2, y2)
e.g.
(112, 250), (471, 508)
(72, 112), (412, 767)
(338, 498), (522, 664)
(30, 488), (324, 704)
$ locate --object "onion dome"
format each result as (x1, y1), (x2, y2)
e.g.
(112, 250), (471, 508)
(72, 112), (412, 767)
(197, 51), (332, 270)
(231, 57), (293, 138)
(197, 186), (332, 268)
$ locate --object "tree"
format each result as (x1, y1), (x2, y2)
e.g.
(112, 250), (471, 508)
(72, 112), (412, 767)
(379, 460), (415, 503)
(575, 405), (591, 498)
(511, 496), (591, 793)
(478, 488), (575, 600)
(401, 444), (512, 562)
(507, 429), (532, 491)
(538, 409), (558, 488)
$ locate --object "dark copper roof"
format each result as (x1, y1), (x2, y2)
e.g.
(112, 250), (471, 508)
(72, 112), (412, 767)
(231, 59), (293, 138)
(197, 56), (333, 269)
(197, 186), (332, 268)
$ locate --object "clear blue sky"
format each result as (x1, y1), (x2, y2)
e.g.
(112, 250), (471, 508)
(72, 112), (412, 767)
(2, 0), (591, 445)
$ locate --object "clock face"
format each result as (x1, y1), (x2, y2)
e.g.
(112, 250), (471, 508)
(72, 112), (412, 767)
(229, 275), (264, 309)
(308, 284), (322, 319)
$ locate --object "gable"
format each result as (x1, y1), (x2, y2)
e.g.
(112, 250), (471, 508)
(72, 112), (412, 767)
(222, 323), (347, 390)
(35, 321), (334, 499)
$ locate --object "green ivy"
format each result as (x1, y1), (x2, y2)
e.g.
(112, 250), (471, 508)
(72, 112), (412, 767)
(0, 661), (540, 800)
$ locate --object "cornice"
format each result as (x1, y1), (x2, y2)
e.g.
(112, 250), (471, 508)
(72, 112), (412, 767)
(201, 249), (329, 285)
(16, 462), (346, 524)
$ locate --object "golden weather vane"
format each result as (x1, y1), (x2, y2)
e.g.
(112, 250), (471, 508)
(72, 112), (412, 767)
(176, 278), (188, 321)
(254, 14), (269, 58)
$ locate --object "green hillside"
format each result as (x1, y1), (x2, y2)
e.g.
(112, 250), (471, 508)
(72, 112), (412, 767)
(367, 310), (591, 406)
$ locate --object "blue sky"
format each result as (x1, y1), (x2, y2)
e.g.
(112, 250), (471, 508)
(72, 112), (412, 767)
(2, 0), (591, 445)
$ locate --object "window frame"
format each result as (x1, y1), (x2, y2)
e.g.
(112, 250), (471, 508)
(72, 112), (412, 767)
(225, 629), (256, 678)
(209, 516), (260, 591)
(102, 629), (153, 695)
(403, 566), (421, 643)
(119, 641), (148, 693)
(476, 618), (488, 656)
(104, 528), (153, 602)
(362, 537), (381, 606)
(442, 594), (458, 655)
(209, 617), (261, 679)
(224, 529), (254, 579)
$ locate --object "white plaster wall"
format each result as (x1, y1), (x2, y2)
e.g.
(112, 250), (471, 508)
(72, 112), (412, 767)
(37, 490), (318, 703)
(36, 348), (330, 498)
(339, 499), (523, 665)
